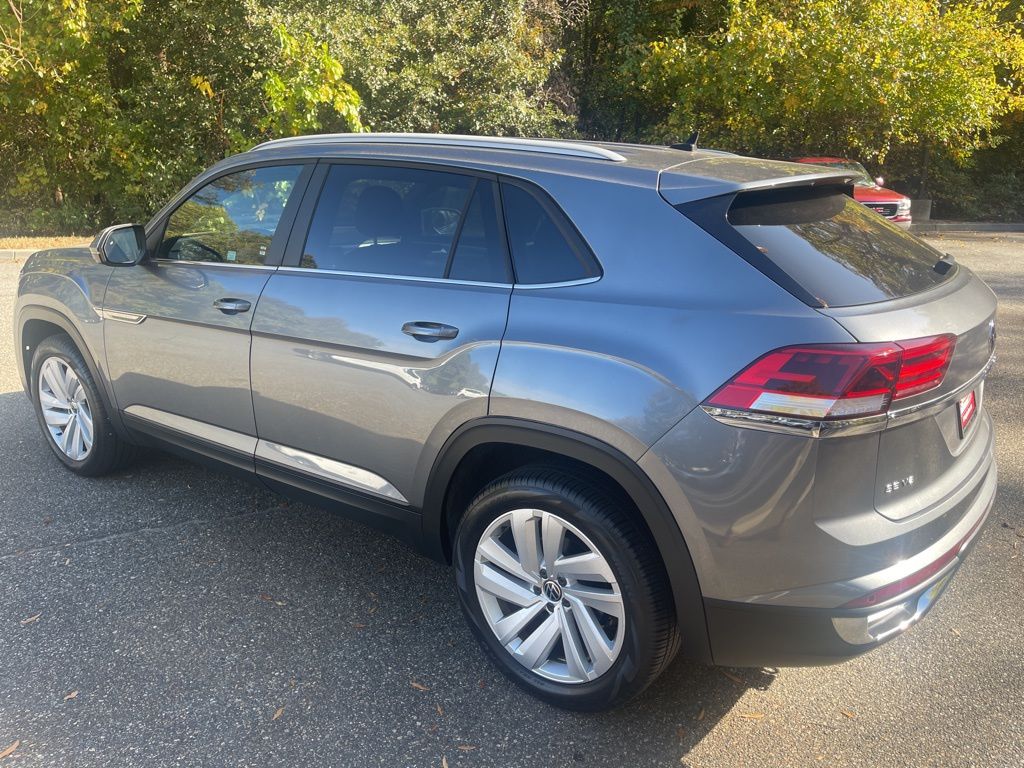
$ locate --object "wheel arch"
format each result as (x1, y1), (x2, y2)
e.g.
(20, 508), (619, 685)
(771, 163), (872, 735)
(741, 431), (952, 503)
(422, 417), (712, 662)
(17, 306), (126, 436)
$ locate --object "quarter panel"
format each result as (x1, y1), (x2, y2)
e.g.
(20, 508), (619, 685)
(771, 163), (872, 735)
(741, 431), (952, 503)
(490, 177), (856, 458)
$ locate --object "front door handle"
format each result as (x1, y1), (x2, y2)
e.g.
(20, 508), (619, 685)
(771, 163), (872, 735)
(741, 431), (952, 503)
(213, 298), (252, 314)
(402, 321), (459, 341)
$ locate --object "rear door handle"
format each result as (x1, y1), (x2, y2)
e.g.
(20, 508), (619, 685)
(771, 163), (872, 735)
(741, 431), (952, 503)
(402, 321), (459, 341)
(213, 298), (252, 314)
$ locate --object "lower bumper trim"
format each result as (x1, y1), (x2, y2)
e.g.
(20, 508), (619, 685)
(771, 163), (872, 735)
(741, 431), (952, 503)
(705, 562), (963, 668)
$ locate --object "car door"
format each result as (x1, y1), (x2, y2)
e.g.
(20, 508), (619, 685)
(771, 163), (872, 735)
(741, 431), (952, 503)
(104, 162), (312, 468)
(249, 161), (513, 508)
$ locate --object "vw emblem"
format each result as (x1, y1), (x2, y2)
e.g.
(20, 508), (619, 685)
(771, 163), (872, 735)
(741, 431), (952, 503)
(542, 579), (563, 602)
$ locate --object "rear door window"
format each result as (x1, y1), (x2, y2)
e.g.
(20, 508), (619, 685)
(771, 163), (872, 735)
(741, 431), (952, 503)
(300, 164), (510, 282)
(723, 186), (954, 307)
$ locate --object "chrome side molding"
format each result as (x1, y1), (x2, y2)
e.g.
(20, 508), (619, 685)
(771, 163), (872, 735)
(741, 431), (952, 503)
(255, 440), (409, 504)
(122, 405), (408, 504)
(123, 405), (258, 453)
(98, 308), (147, 325)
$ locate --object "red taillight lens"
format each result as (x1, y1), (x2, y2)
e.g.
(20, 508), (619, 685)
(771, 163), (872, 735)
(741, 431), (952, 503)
(706, 335), (956, 420)
(893, 334), (955, 400)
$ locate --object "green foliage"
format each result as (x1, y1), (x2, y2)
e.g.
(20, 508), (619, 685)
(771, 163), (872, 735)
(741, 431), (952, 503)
(4, 0), (1024, 232)
(559, 0), (718, 140)
(639, 0), (1024, 163)
(287, 0), (570, 136)
(0, 0), (362, 234)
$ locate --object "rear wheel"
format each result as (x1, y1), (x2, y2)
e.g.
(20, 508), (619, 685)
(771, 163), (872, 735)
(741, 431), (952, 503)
(30, 334), (133, 476)
(453, 466), (679, 710)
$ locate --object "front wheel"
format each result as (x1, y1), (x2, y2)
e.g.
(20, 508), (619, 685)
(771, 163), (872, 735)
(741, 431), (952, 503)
(453, 466), (679, 711)
(30, 334), (133, 476)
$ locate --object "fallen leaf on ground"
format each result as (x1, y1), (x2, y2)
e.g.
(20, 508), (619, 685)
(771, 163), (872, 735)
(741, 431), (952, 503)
(410, 681), (430, 691)
(272, 707), (284, 721)
(368, 605), (378, 615)
(63, 691), (78, 701)
(696, 707), (706, 721)
(20, 613), (41, 626)
(841, 710), (856, 719)
(436, 704), (444, 717)
(352, 623), (367, 629)
(720, 670), (743, 684)
(737, 712), (765, 720)
(258, 594), (273, 602)
(951, 628), (961, 636)
(441, 757), (448, 768)
(0, 741), (19, 760)
(676, 726), (687, 740)
(457, 745), (476, 752)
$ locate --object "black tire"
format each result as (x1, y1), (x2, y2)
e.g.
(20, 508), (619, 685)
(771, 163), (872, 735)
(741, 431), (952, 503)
(30, 333), (134, 476)
(453, 465), (679, 711)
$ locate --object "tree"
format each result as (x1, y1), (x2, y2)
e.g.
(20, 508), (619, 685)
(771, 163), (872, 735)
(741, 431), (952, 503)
(639, 0), (1024, 169)
(0, 0), (362, 234)
(283, 0), (570, 136)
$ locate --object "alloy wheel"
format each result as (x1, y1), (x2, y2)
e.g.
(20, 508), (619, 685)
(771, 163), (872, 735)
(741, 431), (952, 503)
(473, 508), (625, 684)
(38, 356), (93, 461)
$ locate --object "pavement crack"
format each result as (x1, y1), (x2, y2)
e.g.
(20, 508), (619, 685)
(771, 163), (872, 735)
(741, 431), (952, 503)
(0, 504), (287, 561)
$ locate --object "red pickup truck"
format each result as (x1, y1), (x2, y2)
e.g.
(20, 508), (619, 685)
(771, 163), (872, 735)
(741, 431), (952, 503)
(794, 157), (912, 228)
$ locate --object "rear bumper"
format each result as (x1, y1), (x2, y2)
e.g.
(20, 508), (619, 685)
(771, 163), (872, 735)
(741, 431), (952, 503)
(705, 485), (993, 667)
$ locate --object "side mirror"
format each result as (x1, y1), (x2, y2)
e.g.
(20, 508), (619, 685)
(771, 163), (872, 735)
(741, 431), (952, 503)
(874, 176), (885, 187)
(94, 224), (147, 266)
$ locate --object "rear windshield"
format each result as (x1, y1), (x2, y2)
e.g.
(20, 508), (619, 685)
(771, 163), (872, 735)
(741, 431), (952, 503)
(726, 186), (954, 307)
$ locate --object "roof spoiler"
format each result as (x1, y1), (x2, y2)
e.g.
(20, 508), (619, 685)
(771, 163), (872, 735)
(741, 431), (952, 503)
(658, 155), (856, 206)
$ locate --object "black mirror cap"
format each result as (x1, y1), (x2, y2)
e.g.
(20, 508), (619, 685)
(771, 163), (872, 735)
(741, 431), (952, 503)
(94, 224), (147, 266)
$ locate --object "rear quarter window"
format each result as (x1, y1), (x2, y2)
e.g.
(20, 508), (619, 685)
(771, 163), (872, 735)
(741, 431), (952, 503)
(500, 180), (600, 285)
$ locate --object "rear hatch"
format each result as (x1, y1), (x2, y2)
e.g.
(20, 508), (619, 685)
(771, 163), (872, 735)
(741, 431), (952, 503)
(661, 156), (997, 522)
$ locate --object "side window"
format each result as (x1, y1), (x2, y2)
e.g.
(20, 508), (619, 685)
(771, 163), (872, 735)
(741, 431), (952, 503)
(301, 165), (510, 281)
(447, 180), (510, 283)
(160, 165), (304, 265)
(500, 181), (599, 284)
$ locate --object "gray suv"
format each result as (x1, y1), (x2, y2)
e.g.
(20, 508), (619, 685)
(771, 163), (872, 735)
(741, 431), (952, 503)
(13, 134), (997, 711)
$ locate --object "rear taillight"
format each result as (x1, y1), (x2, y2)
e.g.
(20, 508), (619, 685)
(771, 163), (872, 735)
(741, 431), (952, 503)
(705, 334), (955, 421)
(893, 334), (955, 400)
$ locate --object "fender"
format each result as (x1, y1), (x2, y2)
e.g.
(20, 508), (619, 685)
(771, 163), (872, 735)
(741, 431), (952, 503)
(422, 416), (712, 663)
(16, 305), (129, 438)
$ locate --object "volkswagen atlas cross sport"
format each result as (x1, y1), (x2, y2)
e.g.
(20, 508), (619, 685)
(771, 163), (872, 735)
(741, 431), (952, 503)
(14, 134), (997, 711)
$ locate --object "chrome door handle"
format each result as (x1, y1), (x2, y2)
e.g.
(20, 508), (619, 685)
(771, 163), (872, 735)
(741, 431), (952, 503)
(213, 298), (251, 314)
(402, 321), (459, 341)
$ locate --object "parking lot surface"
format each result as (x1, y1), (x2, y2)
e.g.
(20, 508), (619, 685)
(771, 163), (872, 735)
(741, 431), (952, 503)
(0, 234), (1021, 767)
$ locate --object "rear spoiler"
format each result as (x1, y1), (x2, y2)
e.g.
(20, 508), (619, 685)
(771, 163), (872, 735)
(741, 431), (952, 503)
(658, 154), (856, 206)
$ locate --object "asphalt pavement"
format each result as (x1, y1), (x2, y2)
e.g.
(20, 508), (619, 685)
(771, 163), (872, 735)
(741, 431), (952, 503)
(0, 234), (1022, 768)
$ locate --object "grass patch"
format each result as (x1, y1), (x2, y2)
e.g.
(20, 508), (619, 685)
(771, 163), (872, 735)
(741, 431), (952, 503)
(0, 236), (91, 250)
